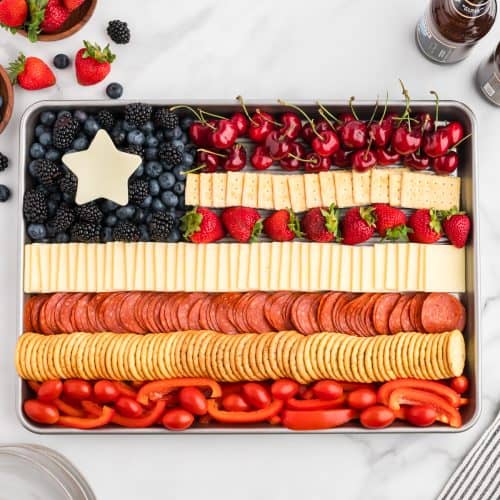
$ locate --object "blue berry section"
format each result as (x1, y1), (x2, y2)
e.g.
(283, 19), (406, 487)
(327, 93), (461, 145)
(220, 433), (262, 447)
(23, 105), (195, 243)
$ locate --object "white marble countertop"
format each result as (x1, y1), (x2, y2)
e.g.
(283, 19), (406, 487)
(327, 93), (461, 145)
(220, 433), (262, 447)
(0, 1), (499, 498)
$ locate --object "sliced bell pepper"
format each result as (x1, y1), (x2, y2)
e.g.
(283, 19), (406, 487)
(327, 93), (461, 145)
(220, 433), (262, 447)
(339, 382), (375, 392)
(113, 381), (138, 398)
(388, 388), (462, 428)
(111, 400), (166, 428)
(207, 399), (283, 424)
(281, 408), (357, 431)
(137, 378), (222, 406)
(378, 379), (460, 407)
(285, 396), (346, 411)
(81, 400), (102, 417)
(58, 406), (114, 429)
(458, 398), (469, 407)
(54, 399), (86, 418)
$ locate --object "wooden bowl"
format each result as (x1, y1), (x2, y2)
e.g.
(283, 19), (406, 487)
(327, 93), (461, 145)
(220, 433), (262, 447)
(0, 65), (14, 134)
(18, 0), (97, 42)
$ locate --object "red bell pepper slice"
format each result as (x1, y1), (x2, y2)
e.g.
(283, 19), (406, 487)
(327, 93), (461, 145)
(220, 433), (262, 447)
(281, 408), (357, 431)
(54, 399), (86, 418)
(378, 379), (460, 407)
(339, 382), (375, 392)
(113, 381), (138, 399)
(111, 400), (167, 428)
(388, 388), (462, 428)
(285, 396), (346, 411)
(58, 406), (114, 429)
(137, 378), (222, 406)
(81, 400), (102, 417)
(207, 399), (283, 424)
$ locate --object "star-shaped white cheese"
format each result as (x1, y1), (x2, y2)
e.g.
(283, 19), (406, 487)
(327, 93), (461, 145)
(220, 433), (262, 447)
(62, 129), (142, 206)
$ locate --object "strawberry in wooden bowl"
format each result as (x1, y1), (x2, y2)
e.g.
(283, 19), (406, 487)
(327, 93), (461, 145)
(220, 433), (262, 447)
(0, 64), (14, 134)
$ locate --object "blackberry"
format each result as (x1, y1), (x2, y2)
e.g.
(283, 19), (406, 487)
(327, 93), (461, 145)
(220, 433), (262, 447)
(154, 109), (179, 130)
(23, 189), (48, 223)
(149, 211), (175, 241)
(112, 221), (140, 241)
(129, 179), (149, 205)
(97, 110), (115, 131)
(71, 223), (101, 242)
(158, 143), (183, 166)
(52, 205), (75, 232)
(59, 172), (77, 196)
(0, 152), (8, 172)
(52, 115), (80, 150)
(107, 20), (131, 44)
(76, 201), (103, 223)
(123, 144), (144, 159)
(124, 103), (152, 127)
(33, 159), (62, 186)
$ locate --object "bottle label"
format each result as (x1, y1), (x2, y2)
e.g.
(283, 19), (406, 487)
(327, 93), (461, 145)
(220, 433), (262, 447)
(477, 59), (500, 105)
(451, 0), (490, 18)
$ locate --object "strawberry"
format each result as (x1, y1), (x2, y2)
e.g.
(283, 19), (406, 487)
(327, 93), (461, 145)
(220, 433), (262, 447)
(75, 41), (116, 86)
(342, 206), (376, 245)
(8, 53), (56, 90)
(408, 209), (442, 244)
(0, 0), (28, 28)
(441, 209), (470, 248)
(40, 0), (69, 33)
(221, 207), (262, 243)
(180, 207), (225, 243)
(62, 0), (84, 11)
(263, 209), (302, 242)
(373, 203), (410, 240)
(302, 205), (339, 243)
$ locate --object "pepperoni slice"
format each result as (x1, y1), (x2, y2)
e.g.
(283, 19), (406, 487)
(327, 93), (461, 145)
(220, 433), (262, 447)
(317, 292), (340, 332)
(388, 295), (411, 335)
(198, 294), (215, 331)
(187, 294), (207, 330)
(58, 293), (85, 333)
(421, 293), (466, 333)
(307, 293), (322, 335)
(265, 292), (293, 332)
(143, 293), (163, 333)
(363, 294), (380, 337)
(291, 294), (316, 335)
(158, 294), (173, 332)
(24, 297), (35, 332)
(331, 293), (353, 334)
(246, 292), (273, 334)
(119, 292), (147, 333)
(101, 293), (126, 332)
(88, 294), (109, 332)
(73, 293), (93, 332)
(373, 294), (400, 335)
(411, 293), (427, 333)
(177, 293), (205, 331)
(29, 295), (48, 333)
(401, 293), (415, 332)
(232, 293), (254, 333)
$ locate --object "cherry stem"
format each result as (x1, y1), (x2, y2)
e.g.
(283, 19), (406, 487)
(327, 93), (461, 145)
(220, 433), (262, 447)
(288, 152), (316, 164)
(256, 109), (282, 127)
(318, 109), (337, 131)
(316, 102), (341, 124)
(198, 109), (228, 120)
(363, 138), (374, 160)
(278, 99), (322, 140)
(367, 97), (379, 126)
(430, 90), (439, 131)
(195, 109), (217, 129)
(449, 133), (472, 151)
(170, 105), (204, 123)
(236, 95), (258, 126)
(349, 96), (360, 121)
(398, 79), (412, 130)
(181, 164), (207, 175)
(197, 148), (226, 158)
(378, 91), (389, 125)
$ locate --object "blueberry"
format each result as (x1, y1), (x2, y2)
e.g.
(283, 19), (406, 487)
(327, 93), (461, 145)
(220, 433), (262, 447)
(149, 179), (160, 196)
(101, 227), (113, 242)
(152, 197), (166, 212)
(145, 161), (162, 178)
(173, 182), (185, 195)
(127, 130), (145, 146)
(46, 222), (57, 238)
(145, 135), (159, 148)
(155, 130), (164, 141)
(62, 193), (75, 204)
(140, 195), (152, 209)
(182, 152), (194, 168)
(84, 118), (100, 137)
(166, 228), (181, 242)
(105, 214), (118, 227)
(158, 172), (175, 190)
(30, 143), (46, 159)
(138, 224), (149, 241)
(145, 213), (153, 224)
(173, 165), (186, 181)
(116, 204), (135, 219)
(57, 110), (72, 119)
(73, 110), (88, 123)
(0, 185), (10, 202)
(133, 208), (145, 223)
(132, 164), (144, 178)
(164, 129), (175, 140)
(112, 130), (126, 146)
(27, 223), (47, 240)
(161, 161), (173, 171)
(28, 161), (38, 177)
(53, 54), (70, 69)
(65, 149), (77, 154)
(144, 148), (158, 161)
(171, 139), (185, 152)
(177, 194), (186, 211)
(122, 121), (136, 132)
(181, 116), (194, 131)
(55, 232), (69, 243)
(49, 192), (62, 202)
(39, 132), (53, 147)
(180, 132), (189, 144)
(160, 190), (178, 208)
(40, 111), (56, 126)
(47, 199), (58, 217)
(35, 125), (48, 137)
(141, 121), (154, 134)
(106, 82), (123, 100)
(172, 126), (183, 139)
(72, 136), (89, 150)
(100, 199), (119, 213)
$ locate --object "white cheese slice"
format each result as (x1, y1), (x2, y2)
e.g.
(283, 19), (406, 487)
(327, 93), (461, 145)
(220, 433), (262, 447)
(424, 245), (465, 292)
(278, 242), (292, 290)
(339, 245), (352, 291)
(361, 246), (374, 292)
(269, 242), (281, 291)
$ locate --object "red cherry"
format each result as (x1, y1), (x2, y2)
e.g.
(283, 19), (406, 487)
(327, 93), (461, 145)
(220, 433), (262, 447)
(432, 151), (459, 175)
(265, 130), (291, 160)
(368, 120), (392, 148)
(223, 144), (247, 171)
(280, 142), (305, 171)
(375, 148), (400, 166)
(196, 150), (221, 173)
(279, 112), (302, 140)
(414, 112), (435, 134)
(303, 152), (331, 172)
(189, 122), (212, 147)
(443, 121), (464, 146)
(352, 149), (377, 172)
(230, 112), (249, 136)
(403, 152), (430, 170)
(211, 119), (238, 149)
(251, 145), (273, 170)
(391, 126), (422, 155)
(301, 123), (315, 143)
(248, 111), (275, 143)
(422, 128), (450, 158)
(332, 148), (353, 167)
(311, 129), (340, 157)
(341, 120), (368, 149)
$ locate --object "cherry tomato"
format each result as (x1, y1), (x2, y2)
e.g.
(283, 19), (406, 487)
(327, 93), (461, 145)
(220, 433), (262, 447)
(271, 379), (300, 400)
(24, 399), (59, 425)
(347, 388), (377, 410)
(312, 381), (343, 401)
(93, 380), (120, 404)
(162, 408), (194, 431)
(450, 376), (469, 395)
(222, 394), (252, 412)
(404, 404), (437, 427)
(179, 387), (208, 416)
(242, 383), (271, 409)
(63, 379), (92, 401)
(115, 397), (143, 418)
(37, 380), (63, 403)
(360, 405), (396, 429)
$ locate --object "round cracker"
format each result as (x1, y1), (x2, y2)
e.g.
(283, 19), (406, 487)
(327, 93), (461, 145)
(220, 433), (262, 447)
(279, 332), (299, 379)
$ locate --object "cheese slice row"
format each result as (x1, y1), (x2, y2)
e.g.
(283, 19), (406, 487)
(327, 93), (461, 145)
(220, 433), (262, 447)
(24, 242), (465, 294)
(185, 169), (461, 211)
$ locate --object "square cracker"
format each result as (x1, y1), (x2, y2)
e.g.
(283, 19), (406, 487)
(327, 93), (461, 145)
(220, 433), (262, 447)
(304, 174), (322, 209)
(318, 171), (336, 207)
(226, 172), (244, 207)
(272, 174), (292, 210)
(370, 168), (390, 203)
(333, 171), (354, 208)
(185, 174), (200, 206)
(388, 168), (409, 207)
(352, 170), (371, 205)
(242, 173), (258, 207)
(257, 174), (274, 210)
(211, 173), (227, 208)
(199, 173), (213, 207)
(287, 175), (307, 213)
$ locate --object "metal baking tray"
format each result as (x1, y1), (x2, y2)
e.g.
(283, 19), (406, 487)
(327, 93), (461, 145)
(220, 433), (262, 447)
(16, 100), (480, 433)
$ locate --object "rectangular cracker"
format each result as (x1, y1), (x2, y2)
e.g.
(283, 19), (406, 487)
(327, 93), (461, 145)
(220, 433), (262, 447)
(199, 173), (213, 207)
(185, 173), (200, 206)
(226, 172), (244, 207)
(242, 172), (258, 207)
(287, 175), (307, 213)
(318, 171), (336, 207)
(388, 168), (408, 206)
(304, 174), (322, 209)
(333, 171), (354, 208)
(211, 173), (227, 208)
(272, 174), (291, 210)
(352, 170), (371, 205)
(370, 168), (390, 203)
(257, 173), (274, 210)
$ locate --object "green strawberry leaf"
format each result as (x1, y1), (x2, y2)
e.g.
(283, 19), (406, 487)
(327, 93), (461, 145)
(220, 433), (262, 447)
(0, 23), (19, 34)
(429, 208), (443, 234)
(250, 219), (263, 242)
(180, 207), (202, 240)
(384, 224), (413, 241)
(83, 41), (116, 64)
(320, 203), (339, 237)
(360, 206), (376, 227)
(25, 0), (48, 43)
(287, 209), (303, 238)
(438, 206), (464, 221)
(7, 52), (26, 84)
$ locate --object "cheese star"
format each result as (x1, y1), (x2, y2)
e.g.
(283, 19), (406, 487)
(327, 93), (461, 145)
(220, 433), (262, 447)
(62, 129), (142, 206)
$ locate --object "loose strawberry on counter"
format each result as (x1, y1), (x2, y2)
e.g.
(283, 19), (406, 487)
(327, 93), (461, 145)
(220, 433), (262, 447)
(263, 209), (302, 241)
(301, 205), (339, 243)
(341, 206), (375, 245)
(180, 207), (225, 243)
(8, 53), (56, 90)
(75, 41), (116, 86)
(408, 209), (442, 244)
(221, 207), (262, 243)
